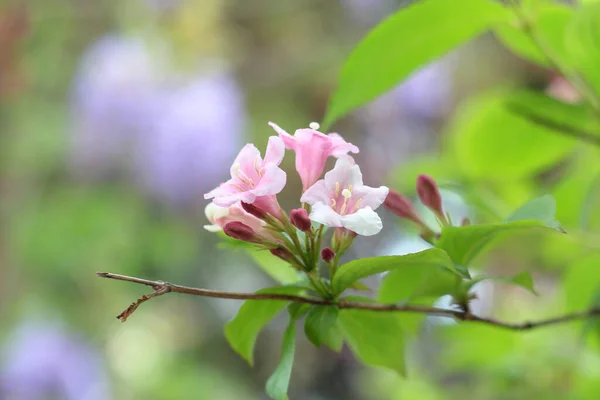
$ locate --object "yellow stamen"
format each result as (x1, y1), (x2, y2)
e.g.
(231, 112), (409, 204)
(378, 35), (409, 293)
(253, 157), (261, 176)
(335, 182), (340, 197)
(331, 198), (337, 207)
(232, 162), (254, 187)
(354, 198), (362, 211)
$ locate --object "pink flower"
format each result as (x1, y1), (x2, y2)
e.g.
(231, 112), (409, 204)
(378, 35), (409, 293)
(204, 136), (286, 218)
(300, 158), (388, 236)
(268, 121), (359, 191)
(204, 202), (265, 233)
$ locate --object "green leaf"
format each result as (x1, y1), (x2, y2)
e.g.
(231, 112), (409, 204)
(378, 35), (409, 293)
(437, 222), (549, 267)
(304, 306), (339, 347)
(494, 4), (573, 66)
(323, 0), (510, 128)
(323, 324), (344, 353)
(510, 271), (536, 293)
(249, 249), (301, 285)
(224, 286), (305, 366)
(564, 253), (600, 311)
(378, 262), (460, 304)
(332, 249), (457, 294)
(218, 234), (300, 284)
(338, 308), (407, 376)
(504, 90), (600, 146)
(265, 316), (297, 400)
(350, 281), (371, 291)
(565, 3), (600, 100)
(449, 91), (578, 180)
(465, 271), (537, 294)
(437, 195), (563, 267)
(505, 194), (563, 231)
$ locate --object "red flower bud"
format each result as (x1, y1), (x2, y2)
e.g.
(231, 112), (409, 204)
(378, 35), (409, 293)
(416, 175), (444, 219)
(241, 202), (267, 220)
(290, 208), (311, 232)
(321, 248), (335, 263)
(384, 190), (422, 224)
(223, 221), (257, 242)
(269, 247), (303, 270)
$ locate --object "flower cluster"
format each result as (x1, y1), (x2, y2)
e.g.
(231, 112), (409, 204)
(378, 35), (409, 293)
(204, 122), (388, 289)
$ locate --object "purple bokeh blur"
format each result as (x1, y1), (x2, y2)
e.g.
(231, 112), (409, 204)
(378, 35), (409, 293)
(70, 34), (244, 207)
(0, 320), (110, 400)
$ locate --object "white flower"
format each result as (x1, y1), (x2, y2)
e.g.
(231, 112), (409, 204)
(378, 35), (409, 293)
(300, 158), (388, 236)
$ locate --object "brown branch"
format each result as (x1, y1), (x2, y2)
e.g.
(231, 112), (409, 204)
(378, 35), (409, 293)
(97, 272), (600, 330)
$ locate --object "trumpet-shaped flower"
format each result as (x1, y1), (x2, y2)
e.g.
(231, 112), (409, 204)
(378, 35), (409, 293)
(204, 136), (286, 218)
(269, 121), (359, 191)
(300, 158), (388, 236)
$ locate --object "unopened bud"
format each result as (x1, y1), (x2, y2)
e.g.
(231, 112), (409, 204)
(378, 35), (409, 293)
(290, 208), (311, 232)
(384, 190), (422, 224)
(416, 175), (444, 220)
(269, 247), (303, 270)
(241, 202), (267, 220)
(321, 248), (335, 263)
(223, 221), (257, 242)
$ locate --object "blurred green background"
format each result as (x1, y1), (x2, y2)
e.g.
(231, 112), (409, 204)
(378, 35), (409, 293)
(2, 0), (600, 399)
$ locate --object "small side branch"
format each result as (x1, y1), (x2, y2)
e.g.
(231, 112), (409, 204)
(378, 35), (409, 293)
(97, 272), (600, 330)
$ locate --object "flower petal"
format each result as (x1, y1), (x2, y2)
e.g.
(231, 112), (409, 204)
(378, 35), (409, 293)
(213, 190), (255, 207)
(354, 185), (389, 210)
(263, 135), (285, 166)
(300, 180), (331, 205)
(323, 158), (363, 190)
(230, 144), (261, 177)
(251, 163), (286, 196)
(328, 133), (359, 156)
(340, 207), (383, 236)
(204, 181), (238, 200)
(308, 202), (343, 227)
(204, 224), (222, 232)
(268, 122), (297, 150)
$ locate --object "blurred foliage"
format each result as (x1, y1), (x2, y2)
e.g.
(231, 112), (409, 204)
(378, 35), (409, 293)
(3, 0), (600, 399)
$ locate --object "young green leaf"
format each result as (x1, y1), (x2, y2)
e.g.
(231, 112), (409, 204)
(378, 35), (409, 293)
(506, 194), (563, 231)
(332, 249), (456, 294)
(265, 316), (297, 400)
(304, 306), (339, 347)
(449, 91), (577, 180)
(338, 308), (407, 376)
(437, 196), (563, 268)
(322, 0), (510, 128)
(463, 271), (537, 295)
(224, 286), (305, 366)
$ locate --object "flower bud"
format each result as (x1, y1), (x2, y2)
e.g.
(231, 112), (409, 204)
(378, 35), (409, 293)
(269, 246), (303, 270)
(241, 201), (267, 220)
(416, 175), (445, 220)
(461, 216), (471, 226)
(223, 221), (257, 242)
(384, 190), (422, 224)
(290, 208), (311, 232)
(321, 248), (335, 263)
